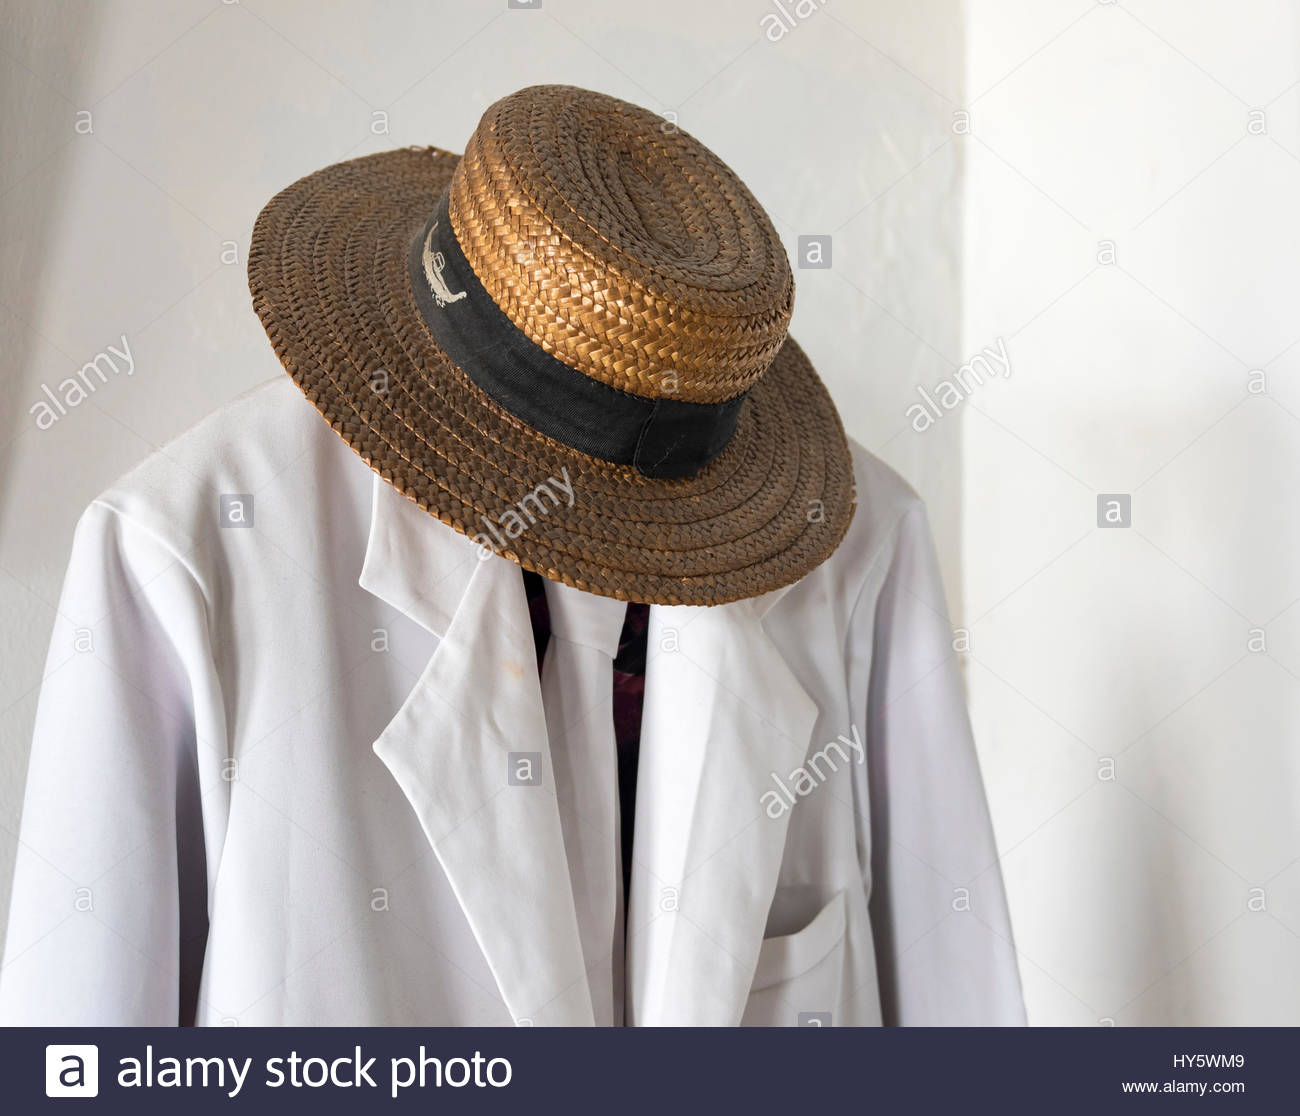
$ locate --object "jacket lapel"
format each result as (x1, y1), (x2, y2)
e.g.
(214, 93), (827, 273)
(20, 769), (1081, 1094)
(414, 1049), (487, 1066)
(359, 477), (594, 1025)
(357, 475), (821, 1027)
(627, 584), (819, 1026)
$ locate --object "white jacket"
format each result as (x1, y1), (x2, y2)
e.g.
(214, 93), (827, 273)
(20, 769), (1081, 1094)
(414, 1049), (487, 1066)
(0, 378), (1025, 1027)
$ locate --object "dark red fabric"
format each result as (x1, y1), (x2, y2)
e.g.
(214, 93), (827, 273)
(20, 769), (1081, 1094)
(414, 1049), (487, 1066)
(523, 570), (647, 900)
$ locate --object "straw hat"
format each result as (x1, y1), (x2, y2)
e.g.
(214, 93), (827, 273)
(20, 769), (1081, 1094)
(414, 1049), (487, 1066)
(248, 84), (854, 606)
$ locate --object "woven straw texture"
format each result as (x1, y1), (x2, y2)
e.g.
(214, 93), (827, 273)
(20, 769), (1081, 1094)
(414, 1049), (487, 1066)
(248, 85), (854, 606)
(449, 85), (792, 403)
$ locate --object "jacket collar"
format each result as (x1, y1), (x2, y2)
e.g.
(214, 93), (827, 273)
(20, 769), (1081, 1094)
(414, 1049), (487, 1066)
(357, 475), (801, 637)
(357, 476), (481, 638)
(358, 475), (818, 1026)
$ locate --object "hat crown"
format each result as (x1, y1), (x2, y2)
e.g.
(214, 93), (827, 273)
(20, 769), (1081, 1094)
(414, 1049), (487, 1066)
(446, 85), (794, 405)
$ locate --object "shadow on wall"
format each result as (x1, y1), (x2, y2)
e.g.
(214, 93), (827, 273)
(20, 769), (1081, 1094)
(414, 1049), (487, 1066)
(0, 0), (105, 960)
(0, 2), (104, 520)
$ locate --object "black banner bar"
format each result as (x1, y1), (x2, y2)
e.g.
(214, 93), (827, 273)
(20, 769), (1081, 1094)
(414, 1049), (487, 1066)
(13, 1025), (1290, 1113)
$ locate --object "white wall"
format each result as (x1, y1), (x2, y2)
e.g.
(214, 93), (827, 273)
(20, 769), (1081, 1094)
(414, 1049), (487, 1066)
(2, 0), (1294, 1026)
(964, 0), (1300, 1024)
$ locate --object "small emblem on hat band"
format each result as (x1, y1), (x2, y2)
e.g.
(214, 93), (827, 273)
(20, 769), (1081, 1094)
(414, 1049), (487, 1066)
(420, 223), (468, 308)
(406, 187), (747, 480)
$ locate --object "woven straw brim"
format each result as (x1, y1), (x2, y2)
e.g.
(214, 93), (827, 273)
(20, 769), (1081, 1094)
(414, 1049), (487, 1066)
(248, 147), (855, 607)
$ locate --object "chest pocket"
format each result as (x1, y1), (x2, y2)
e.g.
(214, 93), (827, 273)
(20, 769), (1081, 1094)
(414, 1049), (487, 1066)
(740, 890), (846, 1027)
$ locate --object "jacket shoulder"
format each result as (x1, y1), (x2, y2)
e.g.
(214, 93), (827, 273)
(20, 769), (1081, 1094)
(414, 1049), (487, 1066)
(88, 377), (332, 554)
(841, 436), (928, 557)
(762, 437), (930, 622)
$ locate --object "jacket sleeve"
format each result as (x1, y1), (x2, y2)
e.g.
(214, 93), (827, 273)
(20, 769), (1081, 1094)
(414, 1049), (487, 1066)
(0, 500), (213, 1025)
(855, 501), (1026, 1025)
